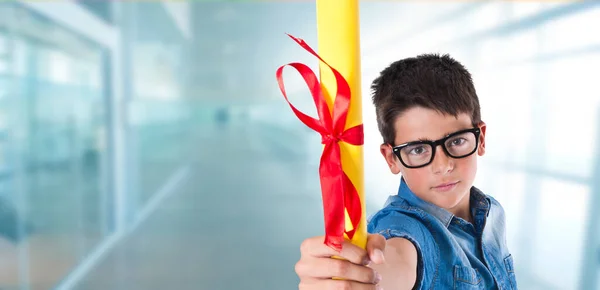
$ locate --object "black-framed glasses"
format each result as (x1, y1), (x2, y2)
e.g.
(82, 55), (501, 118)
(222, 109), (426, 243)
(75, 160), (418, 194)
(392, 128), (481, 169)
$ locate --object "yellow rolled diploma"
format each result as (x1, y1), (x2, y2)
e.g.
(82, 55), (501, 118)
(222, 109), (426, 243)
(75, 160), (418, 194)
(316, 0), (366, 250)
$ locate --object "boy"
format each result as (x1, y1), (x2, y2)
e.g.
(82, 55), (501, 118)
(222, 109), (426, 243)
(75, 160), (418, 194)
(294, 54), (517, 289)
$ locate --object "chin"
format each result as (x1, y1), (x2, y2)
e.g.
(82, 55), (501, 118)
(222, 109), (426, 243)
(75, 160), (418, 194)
(432, 187), (469, 210)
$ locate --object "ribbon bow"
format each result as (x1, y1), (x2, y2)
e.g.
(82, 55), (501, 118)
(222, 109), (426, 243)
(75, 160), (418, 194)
(276, 34), (363, 251)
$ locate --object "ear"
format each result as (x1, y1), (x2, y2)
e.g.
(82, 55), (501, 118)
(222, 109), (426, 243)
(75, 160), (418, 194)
(477, 121), (487, 156)
(380, 143), (402, 174)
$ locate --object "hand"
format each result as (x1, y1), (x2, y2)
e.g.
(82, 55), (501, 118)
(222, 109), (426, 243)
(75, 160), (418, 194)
(295, 234), (386, 289)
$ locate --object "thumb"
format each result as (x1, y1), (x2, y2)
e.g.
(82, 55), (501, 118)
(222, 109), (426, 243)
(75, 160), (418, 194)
(366, 233), (386, 265)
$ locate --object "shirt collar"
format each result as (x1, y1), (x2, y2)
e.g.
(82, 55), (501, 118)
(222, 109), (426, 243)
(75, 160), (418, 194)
(470, 186), (491, 218)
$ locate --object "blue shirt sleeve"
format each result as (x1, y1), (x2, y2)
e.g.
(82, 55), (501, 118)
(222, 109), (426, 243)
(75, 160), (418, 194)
(368, 209), (439, 290)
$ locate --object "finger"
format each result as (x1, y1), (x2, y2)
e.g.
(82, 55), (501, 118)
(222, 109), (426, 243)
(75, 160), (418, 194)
(366, 234), (386, 265)
(296, 257), (381, 284)
(300, 236), (369, 265)
(299, 279), (381, 290)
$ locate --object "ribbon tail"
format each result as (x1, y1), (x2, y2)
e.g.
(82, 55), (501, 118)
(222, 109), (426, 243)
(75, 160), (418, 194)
(319, 141), (345, 251)
(343, 172), (362, 239)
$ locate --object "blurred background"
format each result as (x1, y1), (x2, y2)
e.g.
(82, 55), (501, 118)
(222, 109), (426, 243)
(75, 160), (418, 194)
(0, 1), (598, 289)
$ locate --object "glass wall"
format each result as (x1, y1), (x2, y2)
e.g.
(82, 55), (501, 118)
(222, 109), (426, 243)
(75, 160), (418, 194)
(0, 2), (194, 289)
(123, 2), (194, 209)
(0, 3), (109, 289)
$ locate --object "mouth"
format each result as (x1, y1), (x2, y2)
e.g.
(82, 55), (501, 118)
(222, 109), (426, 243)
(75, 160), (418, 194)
(432, 181), (459, 192)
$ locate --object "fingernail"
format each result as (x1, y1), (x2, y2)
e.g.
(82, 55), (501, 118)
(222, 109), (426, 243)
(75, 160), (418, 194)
(374, 249), (385, 263)
(374, 271), (382, 283)
(376, 285), (384, 290)
(362, 256), (371, 266)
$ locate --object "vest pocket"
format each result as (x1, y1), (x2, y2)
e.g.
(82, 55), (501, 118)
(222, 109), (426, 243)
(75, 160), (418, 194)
(454, 265), (484, 290)
(504, 254), (518, 289)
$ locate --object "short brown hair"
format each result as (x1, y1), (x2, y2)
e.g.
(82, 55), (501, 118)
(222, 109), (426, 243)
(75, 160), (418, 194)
(371, 53), (481, 145)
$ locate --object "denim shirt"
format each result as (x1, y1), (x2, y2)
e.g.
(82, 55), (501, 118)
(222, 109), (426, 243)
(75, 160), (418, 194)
(367, 179), (518, 290)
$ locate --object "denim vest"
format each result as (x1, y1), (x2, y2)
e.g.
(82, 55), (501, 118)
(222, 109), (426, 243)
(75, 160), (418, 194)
(367, 179), (518, 290)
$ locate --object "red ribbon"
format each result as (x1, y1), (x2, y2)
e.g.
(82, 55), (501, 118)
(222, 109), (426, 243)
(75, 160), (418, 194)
(276, 34), (363, 251)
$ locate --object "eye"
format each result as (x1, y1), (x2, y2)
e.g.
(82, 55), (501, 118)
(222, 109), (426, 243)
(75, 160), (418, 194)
(408, 145), (428, 155)
(449, 138), (466, 146)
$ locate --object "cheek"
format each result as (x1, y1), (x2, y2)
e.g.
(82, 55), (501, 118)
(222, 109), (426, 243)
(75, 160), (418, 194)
(455, 155), (478, 179)
(400, 168), (431, 192)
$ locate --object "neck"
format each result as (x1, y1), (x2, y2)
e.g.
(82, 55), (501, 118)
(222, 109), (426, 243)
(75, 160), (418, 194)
(449, 194), (473, 223)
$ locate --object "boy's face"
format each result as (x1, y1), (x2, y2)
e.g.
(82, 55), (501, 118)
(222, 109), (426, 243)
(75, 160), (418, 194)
(380, 106), (486, 213)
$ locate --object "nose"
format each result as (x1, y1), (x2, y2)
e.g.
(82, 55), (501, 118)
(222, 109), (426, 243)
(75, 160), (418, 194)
(431, 145), (454, 174)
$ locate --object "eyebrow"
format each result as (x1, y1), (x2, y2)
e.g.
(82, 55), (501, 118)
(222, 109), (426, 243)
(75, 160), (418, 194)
(443, 130), (457, 138)
(407, 128), (469, 144)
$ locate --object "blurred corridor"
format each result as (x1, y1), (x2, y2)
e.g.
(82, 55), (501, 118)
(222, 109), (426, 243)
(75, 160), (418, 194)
(0, 1), (599, 289)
